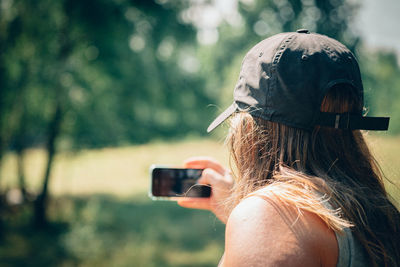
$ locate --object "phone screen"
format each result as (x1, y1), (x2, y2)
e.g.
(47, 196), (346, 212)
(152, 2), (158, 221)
(151, 167), (211, 198)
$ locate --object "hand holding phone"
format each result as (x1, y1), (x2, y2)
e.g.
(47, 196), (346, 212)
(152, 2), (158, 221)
(177, 157), (234, 224)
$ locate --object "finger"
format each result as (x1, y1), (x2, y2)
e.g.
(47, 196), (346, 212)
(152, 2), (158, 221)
(197, 168), (222, 185)
(183, 157), (226, 174)
(177, 198), (211, 210)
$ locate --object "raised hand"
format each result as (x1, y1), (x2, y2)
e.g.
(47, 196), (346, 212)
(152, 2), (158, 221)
(177, 157), (234, 224)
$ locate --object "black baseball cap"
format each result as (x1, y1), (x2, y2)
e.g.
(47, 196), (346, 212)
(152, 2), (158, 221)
(207, 29), (390, 133)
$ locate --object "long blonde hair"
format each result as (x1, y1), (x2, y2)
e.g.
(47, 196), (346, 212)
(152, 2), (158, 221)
(226, 84), (400, 267)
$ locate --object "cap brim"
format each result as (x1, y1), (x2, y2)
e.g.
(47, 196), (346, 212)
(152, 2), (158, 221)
(207, 103), (237, 133)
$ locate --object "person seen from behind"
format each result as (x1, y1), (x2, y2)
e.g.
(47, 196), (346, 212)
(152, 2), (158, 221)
(178, 29), (400, 267)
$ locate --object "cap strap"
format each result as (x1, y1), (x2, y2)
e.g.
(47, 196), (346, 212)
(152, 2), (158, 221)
(317, 112), (390, 131)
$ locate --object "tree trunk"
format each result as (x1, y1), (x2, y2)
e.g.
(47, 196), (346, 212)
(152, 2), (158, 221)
(34, 101), (63, 228)
(34, 7), (71, 229)
(16, 149), (27, 200)
(0, 152), (3, 239)
(14, 106), (29, 201)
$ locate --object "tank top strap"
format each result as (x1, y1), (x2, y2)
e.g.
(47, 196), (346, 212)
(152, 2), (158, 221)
(321, 196), (367, 267)
(335, 228), (351, 267)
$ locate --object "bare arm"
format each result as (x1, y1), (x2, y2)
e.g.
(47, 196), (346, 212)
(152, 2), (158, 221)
(222, 196), (338, 267)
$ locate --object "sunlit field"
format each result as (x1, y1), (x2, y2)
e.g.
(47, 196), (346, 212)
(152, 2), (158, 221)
(364, 134), (400, 202)
(1, 139), (230, 198)
(1, 135), (399, 199)
(0, 135), (399, 266)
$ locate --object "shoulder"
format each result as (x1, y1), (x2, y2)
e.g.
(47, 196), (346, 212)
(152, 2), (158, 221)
(222, 194), (338, 267)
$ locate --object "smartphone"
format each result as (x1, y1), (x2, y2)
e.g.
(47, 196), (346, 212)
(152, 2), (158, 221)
(149, 165), (211, 200)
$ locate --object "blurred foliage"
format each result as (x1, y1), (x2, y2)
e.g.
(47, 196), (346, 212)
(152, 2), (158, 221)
(3, 0), (398, 152)
(360, 50), (400, 134)
(0, 195), (225, 267)
(0, 0), (215, 150)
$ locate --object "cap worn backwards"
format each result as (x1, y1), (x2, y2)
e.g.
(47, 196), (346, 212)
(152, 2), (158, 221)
(207, 29), (390, 133)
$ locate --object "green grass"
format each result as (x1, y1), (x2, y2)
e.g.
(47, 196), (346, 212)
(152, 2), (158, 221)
(0, 195), (225, 267)
(0, 135), (399, 266)
(1, 135), (398, 200)
(364, 134), (400, 203)
(0, 139), (230, 197)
